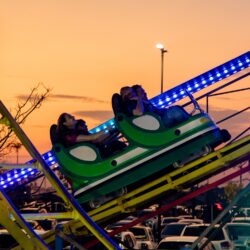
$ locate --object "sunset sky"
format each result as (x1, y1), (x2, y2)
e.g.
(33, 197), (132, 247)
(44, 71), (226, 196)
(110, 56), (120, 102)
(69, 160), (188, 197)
(1, 0), (249, 163)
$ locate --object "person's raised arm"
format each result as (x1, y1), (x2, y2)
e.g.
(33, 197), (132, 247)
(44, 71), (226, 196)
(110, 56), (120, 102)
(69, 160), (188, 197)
(76, 130), (110, 143)
(131, 96), (145, 116)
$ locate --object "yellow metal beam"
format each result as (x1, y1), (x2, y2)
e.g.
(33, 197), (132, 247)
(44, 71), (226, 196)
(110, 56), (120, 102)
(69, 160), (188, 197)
(0, 189), (49, 249)
(87, 135), (250, 218)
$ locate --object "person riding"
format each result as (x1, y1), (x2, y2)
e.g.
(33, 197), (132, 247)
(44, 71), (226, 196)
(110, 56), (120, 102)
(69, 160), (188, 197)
(120, 85), (190, 128)
(56, 113), (126, 158)
(120, 86), (156, 116)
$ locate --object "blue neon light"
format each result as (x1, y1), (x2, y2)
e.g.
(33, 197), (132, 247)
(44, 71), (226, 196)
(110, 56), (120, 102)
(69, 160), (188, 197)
(0, 151), (57, 190)
(0, 51), (249, 190)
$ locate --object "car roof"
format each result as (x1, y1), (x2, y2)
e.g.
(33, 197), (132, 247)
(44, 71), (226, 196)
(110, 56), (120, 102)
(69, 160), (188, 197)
(184, 223), (218, 227)
(232, 217), (250, 223)
(159, 236), (206, 242)
(225, 222), (250, 226)
(178, 219), (203, 223)
(166, 222), (193, 226)
(162, 216), (180, 219)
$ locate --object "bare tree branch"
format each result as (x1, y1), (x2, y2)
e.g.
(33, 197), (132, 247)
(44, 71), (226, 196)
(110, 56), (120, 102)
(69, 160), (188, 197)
(0, 83), (51, 161)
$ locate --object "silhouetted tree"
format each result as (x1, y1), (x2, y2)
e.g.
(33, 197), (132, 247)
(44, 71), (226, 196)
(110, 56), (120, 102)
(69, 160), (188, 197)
(0, 83), (50, 166)
(224, 181), (243, 202)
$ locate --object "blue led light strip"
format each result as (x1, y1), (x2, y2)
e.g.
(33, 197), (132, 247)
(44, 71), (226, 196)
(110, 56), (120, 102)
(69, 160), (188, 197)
(0, 151), (57, 190)
(0, 51), (249, 190)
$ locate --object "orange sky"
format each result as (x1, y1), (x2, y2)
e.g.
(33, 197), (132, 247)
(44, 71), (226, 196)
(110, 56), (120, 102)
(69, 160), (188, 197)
(1, 0), (249, 163)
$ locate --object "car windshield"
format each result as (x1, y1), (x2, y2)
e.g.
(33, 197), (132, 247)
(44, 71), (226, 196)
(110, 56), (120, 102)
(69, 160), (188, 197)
(162, 224), (187, 236)
(226, 224), (250, 240)
(183, 226), (224, 240)
(157, 241), (198, 250)
(106, 221), (128, 230)
(129, 228), (147, 240)
(162, 218), (180, 224)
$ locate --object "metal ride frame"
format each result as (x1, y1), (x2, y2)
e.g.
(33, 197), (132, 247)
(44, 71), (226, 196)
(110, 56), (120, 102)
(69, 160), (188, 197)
(0, 52), (249, 249)
(85, 154), (250, 249)
(0, 100), (121, 250)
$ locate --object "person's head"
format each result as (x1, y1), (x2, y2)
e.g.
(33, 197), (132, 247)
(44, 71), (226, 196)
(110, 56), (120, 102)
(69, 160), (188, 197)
(76, 119), (88, 133)
(120, 86), (136, 101)
(132, 84), (147, 99)
(57, 113), (77, 132)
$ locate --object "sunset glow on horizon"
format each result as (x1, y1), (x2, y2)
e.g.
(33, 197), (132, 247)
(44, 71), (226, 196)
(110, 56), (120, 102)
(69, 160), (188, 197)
(1, 0), (249, 163)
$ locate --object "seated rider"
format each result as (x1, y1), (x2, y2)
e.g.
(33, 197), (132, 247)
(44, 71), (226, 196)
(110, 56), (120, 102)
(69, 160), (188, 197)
(119, 86), (157, 116)
(120, 85), (190, 128)
(56, 113), (126, 158)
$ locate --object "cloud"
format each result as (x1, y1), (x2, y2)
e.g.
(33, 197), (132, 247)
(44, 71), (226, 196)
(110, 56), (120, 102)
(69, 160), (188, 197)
(16, 94), (108, 104)
(50, 94), (108, 103)
(205, 106), (250, 125)
(206, 107), (250, 138)
(73, 110), (114, 121)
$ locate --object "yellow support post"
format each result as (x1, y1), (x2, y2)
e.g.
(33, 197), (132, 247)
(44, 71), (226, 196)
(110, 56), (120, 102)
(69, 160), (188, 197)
(0, 189), (49, 249)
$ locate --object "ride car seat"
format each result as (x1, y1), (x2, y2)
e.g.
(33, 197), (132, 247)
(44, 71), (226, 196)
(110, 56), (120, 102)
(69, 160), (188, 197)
(50, 124), (61, 145)
(112, 93), (125, 116)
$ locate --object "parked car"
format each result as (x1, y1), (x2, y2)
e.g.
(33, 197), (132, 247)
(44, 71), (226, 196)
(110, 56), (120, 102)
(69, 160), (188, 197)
(106, 222), (156, 249)
(177, 215), (194, 219)
(180, 224), (233, 250)
(114, 231), (140, 249)
(223, 222), (250, 250)
(105, 219), (136, 231)
(233, 238), (250, 250)
(223, 223), (250, 250)
(161, 222), (191, 240)
(231, 217), (250, 223)
(237, 207), (250, 217)
(178, 218), (204, 224)
(129, 225), (157, 249)
(157, 236), (215, 250)
(161, 217), (181, 227)
(223, 222), (250, 240)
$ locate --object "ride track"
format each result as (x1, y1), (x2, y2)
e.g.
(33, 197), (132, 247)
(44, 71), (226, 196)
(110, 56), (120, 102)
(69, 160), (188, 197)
(42, 135), (250, 248)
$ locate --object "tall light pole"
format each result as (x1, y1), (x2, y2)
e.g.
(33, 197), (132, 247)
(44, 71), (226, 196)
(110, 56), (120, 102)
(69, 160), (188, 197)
(12, 142), (22, 164)
(156, 43), (167, 93)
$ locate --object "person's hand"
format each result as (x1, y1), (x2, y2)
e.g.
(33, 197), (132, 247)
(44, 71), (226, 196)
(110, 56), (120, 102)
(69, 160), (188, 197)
(109, 128), (120, 136)
(137, 91), (145, 98)
(101, 128), (120, 145)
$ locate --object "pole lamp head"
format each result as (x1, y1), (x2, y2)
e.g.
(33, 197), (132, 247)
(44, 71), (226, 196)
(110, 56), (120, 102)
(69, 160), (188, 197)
(156, 43), (167, 53)
(156, 43), (164, 49)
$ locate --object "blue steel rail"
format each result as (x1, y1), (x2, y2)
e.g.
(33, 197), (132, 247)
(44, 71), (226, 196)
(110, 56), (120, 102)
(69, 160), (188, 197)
(0, 51), (249, 190)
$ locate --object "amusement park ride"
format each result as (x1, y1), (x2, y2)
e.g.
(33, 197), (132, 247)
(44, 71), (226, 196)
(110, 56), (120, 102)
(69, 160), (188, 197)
(0, 51), (249, 249)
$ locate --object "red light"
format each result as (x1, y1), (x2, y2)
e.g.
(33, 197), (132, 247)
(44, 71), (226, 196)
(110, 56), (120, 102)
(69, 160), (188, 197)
(215, 203), (223, 210)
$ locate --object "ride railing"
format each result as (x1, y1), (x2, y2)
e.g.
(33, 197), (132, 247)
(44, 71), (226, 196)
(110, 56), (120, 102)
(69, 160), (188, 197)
(182, 73), (250, 143)
(208, 88), (249, 144)
(0, 51), (249, 191)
